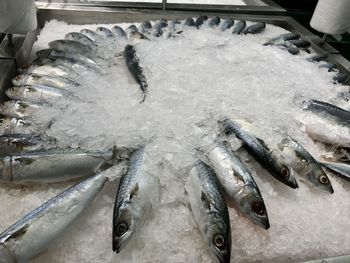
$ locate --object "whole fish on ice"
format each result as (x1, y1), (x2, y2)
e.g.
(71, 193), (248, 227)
(12, 74), (78, 90)
(242, 22), (266, 34)
(198, 140), (269, 229)
(232, 20), (246, 34)
(0, 100), (42, 119)
(112, 146), (159, 253)
(185, 160), (231, 263)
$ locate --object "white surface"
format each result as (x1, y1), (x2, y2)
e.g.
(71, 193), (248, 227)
(166, 0), (247, 5)
(310, 0), (350, 35)
(1, 19), (350, 263)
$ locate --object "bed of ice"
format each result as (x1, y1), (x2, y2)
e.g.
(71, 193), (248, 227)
(1, 19), (350, 263)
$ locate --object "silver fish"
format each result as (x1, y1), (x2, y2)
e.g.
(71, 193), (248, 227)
(80, 28), (102, 41)
(199, 140), (269, 229)
(208, 16), (221, 27)
(183, 18), (195, 27)
(195, 15), (208, 28)
(322, 161), (350, 182)
(220, 118), (298, 189)
(96, 27), (113, 38)
(153, 21), (168, 37)
(278, 136), (333, 193)
(0, 100), (42, 119)
(65, 32), (96, 46)
(138, 21), (152, 34)
(49, 39), (98, 55)
(220, 19), (234, 31)
(6, 85), (70, 103)
(185, 160), (231, 263)
(263, 32), (300, 46)
(113, 146), (158, 253)
(111, 26), (126, 38)
(0, 147), (118, 184)
(12, 74), (78, 90)
(0, 134), (45, 157)
(31, 56), (91, 74)
(0, 117), (34, 136)
(242, 22), (266, 34)
(0, 171), (112, 262)
(18, 63), (72, 77)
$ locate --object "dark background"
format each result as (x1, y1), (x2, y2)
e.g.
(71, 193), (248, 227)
(273, 0), (350, 60)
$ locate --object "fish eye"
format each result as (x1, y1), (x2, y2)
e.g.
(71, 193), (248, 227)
(9, 87), (15, 93)
(281, 167), (289, 177)
(213, 234), (225, 250)
(116, 222), (129, 236)
(252, 201), (265, 215)
(319, 175), (329, 184)
(15, 75), (21, 80)
(0, 119), (4, 125)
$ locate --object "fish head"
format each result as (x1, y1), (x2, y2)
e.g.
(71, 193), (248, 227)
(306, 168), (334, 194)
(271, 152), (298, 189)
(12, 75), (29, 86)
(206, 215), (231, 263)
(0, 243), (16, 263)
(113, 203), (138, 253)
(239, 186), (269, 229)
(6, 86), (23, 100)
(0, 117), (12, 131)
(96, 27), (112, 37)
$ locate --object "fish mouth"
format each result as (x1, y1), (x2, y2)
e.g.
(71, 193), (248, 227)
(112, 231), (133, 254)
(210, 246), (230, 263)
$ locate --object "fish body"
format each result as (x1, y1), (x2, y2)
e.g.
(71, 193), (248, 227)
(12, 74), (78, 90)
(307, 54), (327, 62)
(48, 40), (98, 57)
(18, 63), (72, 77)
(124, 45), (148, 103)
(0, 100), (41, 119)
(0, 134), (45, 157)
(208, 17), (221, 27)
(183, 18), (195, 27)
(0, 117), (34, 136)
(232, 20), (246, 34)
(138, 21), (152, 34)
(334, 72), (350, 85)
(0, 172), (109, 262)
(287, 47), (300, 55)
(220, 19), (234, 31)
(322, 161), (350, 182)
(80, 28), (101, 41)
(96, 27), (113, 37)
(0, 147), (115, 184)
(113, 146), (157, 253)
(319, 63), (336, 72)
(32, 56), (91, 74)
(112, 26), (126, 38)
(263, 32), (300, 46)
(65, 32), (96, 46)
(302, 99), (350, 124)
(185, 160), (231, 263)
(199, 141), (269, 229)
(242, 22), (266, 34)
(195, 15), (208, 28)
(220, 119), (298, 189)
(287, 39), (311, 48)
(6, 85), (69, 103)
(279, 136), (333, 193)
(153, 21), (168, 37)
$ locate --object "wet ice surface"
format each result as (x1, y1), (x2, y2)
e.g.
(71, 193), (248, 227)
(1, 19), (350, 263)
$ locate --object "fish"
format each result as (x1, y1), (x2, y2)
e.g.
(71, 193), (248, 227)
(36, 49), (100, 70)
(48, 40), (98, 56)
(129, 31), (150, 42)
(334, 72), (350, 85)
(301, 99), (350, 125)
(287, 47), (300, 55)
(31, 56), (92, 74)
(220, 19), (234, 31)
(232, 20), (246, 34)
(242, 22), (266, 34)
(278, 136), (333, 193)
(220, 118), (298, 189)
(0, 100), (42, 119)
(198, 140), (269, 229)
(319, 63), (336, 72)
(183, 18), (195, 27)
(0, 169), (117, 262)
(0, 116), (34, 134)
(111, 26), (126, 38)
(195, 15), (208, 28)
(12, 74), (78, 90)
(18, 63), (73, 78)
(96, 27), (113, 37)
(0, 133), (46, 157)
(321, 161), (350, 182)
(185, 160), (231, 263)
(112, 146), (158, 253)
(125, 25), (138, 39)
(138, 21), (152, 34)
(0, 147), (121, 184)
(65, 32), (96, 46)
(263, 32), (300, 46)
(80, 28), (102, 41)
(286, 39), (311, 48)
(124, 45), (148, 103)
(208, 16), (221, 27)
(6, 85), (70, 103)
(306, 54), (327, 62)
(153, 20), (168, 37)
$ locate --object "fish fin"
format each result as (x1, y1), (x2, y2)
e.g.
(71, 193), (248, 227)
(256, 137), (270, 151)
(15, 157), (35, 165)
(130, 183), (139, 199)
(201, 191), (212, 211)
(3, 223), (30, 242)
